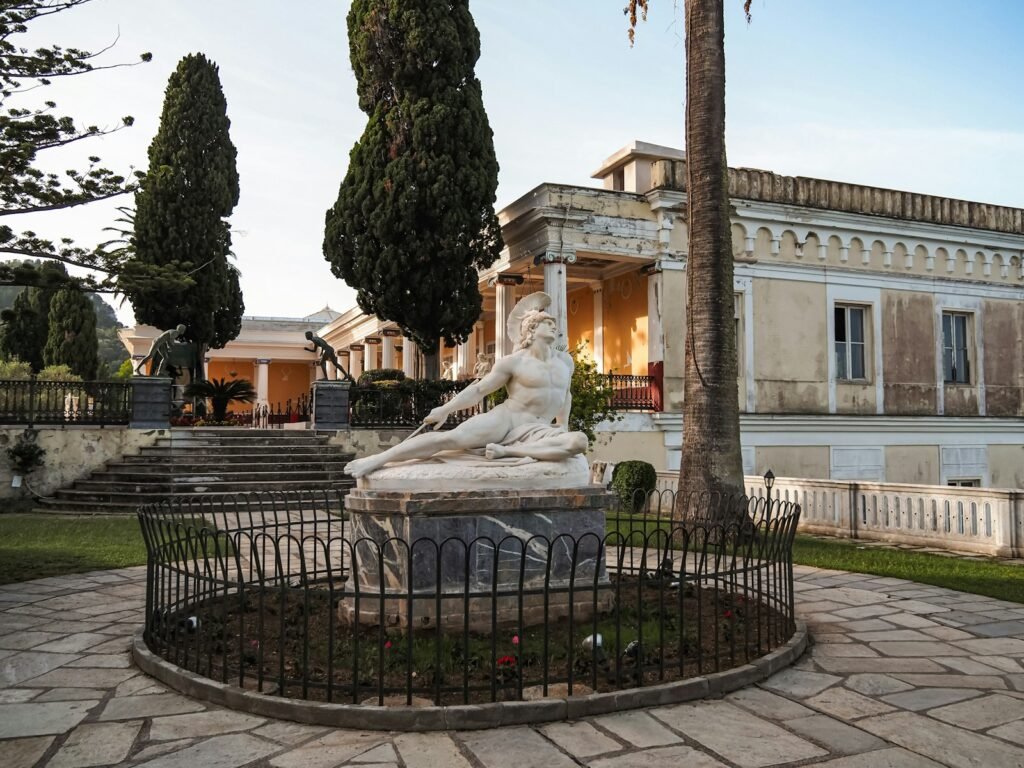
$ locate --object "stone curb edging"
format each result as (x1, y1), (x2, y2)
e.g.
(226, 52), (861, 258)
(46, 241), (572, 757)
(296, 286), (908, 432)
(131, 622), (807, 731)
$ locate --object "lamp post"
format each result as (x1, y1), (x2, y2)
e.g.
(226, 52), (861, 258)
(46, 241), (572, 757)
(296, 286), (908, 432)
(764, 468), (775, 507)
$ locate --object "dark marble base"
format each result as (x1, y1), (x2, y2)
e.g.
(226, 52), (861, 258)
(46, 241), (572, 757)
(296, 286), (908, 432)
(340, 487), (614, 631)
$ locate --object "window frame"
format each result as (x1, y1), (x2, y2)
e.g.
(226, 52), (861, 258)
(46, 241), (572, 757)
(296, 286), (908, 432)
(833, 303), (870, 382)
(942, 311), (973, 385)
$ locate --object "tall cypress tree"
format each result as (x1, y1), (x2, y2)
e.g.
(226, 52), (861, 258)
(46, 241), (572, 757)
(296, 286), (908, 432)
(43, 287), (98, 380)
(0, 262), (70, 372)
(127, 53), (243, 356)
(324, 0), (503, 378)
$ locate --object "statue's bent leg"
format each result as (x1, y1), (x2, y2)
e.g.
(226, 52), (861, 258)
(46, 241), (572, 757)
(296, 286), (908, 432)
(486, 431), (588, 462)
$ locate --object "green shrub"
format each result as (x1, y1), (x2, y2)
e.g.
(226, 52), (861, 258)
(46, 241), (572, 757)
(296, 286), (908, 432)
(359, 368), (405, 384)
(38, 364), (81, 382)
(6, 429), (45, 475)
(569, 345), (619, 443)
(612, 460), (657, 512)
(0, 359), (32, 380)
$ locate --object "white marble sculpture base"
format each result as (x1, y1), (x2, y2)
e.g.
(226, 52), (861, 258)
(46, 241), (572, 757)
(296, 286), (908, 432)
(356, 453), (590, 492)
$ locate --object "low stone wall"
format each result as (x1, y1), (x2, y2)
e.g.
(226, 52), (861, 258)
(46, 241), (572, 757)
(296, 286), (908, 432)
(326, 427), (413, 458)
(0, 426), (164, 499)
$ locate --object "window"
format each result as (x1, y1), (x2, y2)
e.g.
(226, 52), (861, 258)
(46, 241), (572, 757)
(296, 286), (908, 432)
(834, 305), (866, 380)
(947, 478), (980, 488)
(942, 312), (971, 384)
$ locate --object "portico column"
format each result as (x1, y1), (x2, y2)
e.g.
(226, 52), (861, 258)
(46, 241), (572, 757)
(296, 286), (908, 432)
(381, 335), (396, 369)
(494, 280), (516, 359)
(349, 347), (363, 379)
(455, 337), (473, 380)
(645, 265), (665, 411)
(256, 359), (270, 401)
(402, 339), (418, 378)
(538, 249), (575, 349)
(363, 341), (379, 371)
(591, 285), (604, 372)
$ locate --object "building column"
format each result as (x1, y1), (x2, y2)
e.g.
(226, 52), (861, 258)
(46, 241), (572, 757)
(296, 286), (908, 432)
(455, 337), (473, 380)
(402, 339), (418, 379)
(539, 249), (575, 350)
(363, 341), (379, 371)
(494, 279), (517, 358)
(255, 359), (270, 401)
(381, 335), (396, 369)
(348, 347), (363, 379)
(657, 259), (687, 412)
(591, 285), (604, 372)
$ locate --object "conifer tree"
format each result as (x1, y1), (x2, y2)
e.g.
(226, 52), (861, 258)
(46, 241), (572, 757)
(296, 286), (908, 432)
(0, 261), (69, 372)
(324, 0), (503, 378)
(43, 286), (98, 380)
(126, 53), (243, 357)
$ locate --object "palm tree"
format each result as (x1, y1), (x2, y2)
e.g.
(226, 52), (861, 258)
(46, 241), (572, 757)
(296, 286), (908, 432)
(628, 1), (746, 515)
(183, 377), (256, 422)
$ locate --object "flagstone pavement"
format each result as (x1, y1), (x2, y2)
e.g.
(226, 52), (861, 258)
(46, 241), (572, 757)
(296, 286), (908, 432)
(1, 565), (1023, 768)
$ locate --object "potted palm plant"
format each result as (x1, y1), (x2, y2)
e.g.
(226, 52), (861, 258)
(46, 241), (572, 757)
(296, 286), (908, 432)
(183, 378), (257, 422)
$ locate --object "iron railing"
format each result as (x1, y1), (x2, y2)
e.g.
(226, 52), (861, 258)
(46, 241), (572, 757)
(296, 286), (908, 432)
(348, 380), (489, 429)
(138, 490), (799, 707)
(608, 374), (657, 411)
(0, 378), (131, 426)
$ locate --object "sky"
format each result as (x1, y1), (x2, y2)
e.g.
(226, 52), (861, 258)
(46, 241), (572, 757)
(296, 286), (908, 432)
(14, 0), (1024, 326)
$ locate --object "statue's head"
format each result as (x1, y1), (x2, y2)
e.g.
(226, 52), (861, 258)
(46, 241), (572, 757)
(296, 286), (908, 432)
(507, 292), (555, 351)
(304, 331), (313, 340)
(174, 324), (185, 334)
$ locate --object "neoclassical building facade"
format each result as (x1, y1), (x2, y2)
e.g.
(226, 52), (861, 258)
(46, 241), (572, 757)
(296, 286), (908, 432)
(123, 142), (1024, 488)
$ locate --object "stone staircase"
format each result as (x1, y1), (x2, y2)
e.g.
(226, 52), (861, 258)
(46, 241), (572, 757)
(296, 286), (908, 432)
(35, 428), (356, 515)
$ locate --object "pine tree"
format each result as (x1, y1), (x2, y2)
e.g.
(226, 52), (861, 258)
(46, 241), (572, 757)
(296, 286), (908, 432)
(126, 53), (243, 357)
(43, 286), (98, 380)
(324, 0), (503, 378)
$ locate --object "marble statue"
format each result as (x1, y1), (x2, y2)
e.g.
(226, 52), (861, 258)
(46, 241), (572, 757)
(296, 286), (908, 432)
(135, 324), (186, 377)
(305, 331), (351, 381)
(345, 292), (589, 479)
(471, 352), (494, 379)
(441, 359), (456, 381)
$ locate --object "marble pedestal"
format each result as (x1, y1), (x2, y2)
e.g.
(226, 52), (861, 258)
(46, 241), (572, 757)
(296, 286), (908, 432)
(340, 487), (614, 631)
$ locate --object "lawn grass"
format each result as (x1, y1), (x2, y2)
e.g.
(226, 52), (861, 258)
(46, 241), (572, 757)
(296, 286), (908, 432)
(0, 513), (147, 585)
(792, 535), (1024, 604)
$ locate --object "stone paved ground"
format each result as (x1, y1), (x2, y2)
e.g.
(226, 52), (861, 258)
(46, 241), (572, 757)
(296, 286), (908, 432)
(2, 565), (1023, 768)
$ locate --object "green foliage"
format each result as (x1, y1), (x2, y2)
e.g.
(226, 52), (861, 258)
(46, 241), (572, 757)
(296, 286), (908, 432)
(0, 359), (31, 379)
(569, 346), (619, 443)
(114, 359), (134, 379)
(324, 0), (503, 370)
(43, 286), (98, 379)
(184, 377), (256, 421)
(6, 429), (45, 475)
(38, 364), (81, 382)
(0, 1), (155, 290)
(358, 368), (405, 384)
(611, 460), (657, 513)
(0, 261), (68, 372)
(126, 53), (243, 351)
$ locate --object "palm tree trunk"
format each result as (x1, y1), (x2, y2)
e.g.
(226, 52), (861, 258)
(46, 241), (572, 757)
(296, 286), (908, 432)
(677, 0), (745, 517)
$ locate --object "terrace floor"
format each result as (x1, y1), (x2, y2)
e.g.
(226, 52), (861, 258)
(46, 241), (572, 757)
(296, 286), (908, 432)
(1, 565), (1022, 768)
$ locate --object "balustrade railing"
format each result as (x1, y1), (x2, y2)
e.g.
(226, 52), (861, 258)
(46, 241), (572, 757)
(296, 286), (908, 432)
(652, 472), (1023, 558)
(608, 374), (657, 411)
(0, 378), (131, 426)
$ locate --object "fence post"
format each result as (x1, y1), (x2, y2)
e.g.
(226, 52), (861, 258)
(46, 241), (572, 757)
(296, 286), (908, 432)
(311, 379), (351, 431)
(129, 376), (172, 429)
(848, 481), (859, 540)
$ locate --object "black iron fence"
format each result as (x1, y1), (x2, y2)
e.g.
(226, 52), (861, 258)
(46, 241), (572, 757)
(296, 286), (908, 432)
(608, 374), (657, 411)
(138, 490), (799, 707)
(348, 380), (488, 429)
(0, 378), (131, 426)
(248, 394), (312, 429)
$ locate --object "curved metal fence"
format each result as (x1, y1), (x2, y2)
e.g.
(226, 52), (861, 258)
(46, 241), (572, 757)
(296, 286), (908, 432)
(138, 490), (800, 706)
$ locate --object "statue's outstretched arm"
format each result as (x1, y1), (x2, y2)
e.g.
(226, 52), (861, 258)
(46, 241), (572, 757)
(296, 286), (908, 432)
(427, 362), (513, 423)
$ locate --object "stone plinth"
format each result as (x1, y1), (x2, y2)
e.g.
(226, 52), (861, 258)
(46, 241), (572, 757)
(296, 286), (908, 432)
(341, 487), (614, 630)
(129, 377), (172, 429)
(311, 380), (350, 430)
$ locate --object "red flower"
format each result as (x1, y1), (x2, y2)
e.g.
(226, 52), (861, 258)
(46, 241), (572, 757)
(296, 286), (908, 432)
(512, 634), (520, 646)
(723, 609), (734, 619)
(384, 640), (392, 650)
(497, 655), (516, 667)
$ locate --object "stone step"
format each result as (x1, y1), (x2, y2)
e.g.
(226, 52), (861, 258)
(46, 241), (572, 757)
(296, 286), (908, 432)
(116, 453), (352, 466)
(34, 493), (348, 516)
(137, 444), (341, 456)
(153, 435), (331, 447)
(74, 477), (352, 494)
(54, 481), (353, 504)
(107, 460), (351, 475)
(88, 469), (351, 484)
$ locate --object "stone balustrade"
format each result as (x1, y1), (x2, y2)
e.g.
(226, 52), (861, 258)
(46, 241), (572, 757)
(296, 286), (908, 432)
(653, 472), (1023, 558)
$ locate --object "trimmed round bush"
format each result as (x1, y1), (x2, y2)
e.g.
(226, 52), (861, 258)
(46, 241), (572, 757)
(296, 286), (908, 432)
(612, 460), (657, 513)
